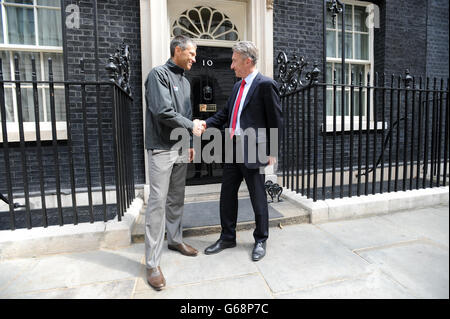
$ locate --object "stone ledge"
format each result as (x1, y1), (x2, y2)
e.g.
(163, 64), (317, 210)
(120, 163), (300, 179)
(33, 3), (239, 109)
(282, 187), (449, 224)
(0, 197), (144, 261)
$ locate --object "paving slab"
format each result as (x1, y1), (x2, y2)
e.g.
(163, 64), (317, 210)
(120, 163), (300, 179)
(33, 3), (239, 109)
(0, 204), (447, 299)
(0, 244), (143, 298)
(251, 224), (371, 294)
(316, 215), (421, 251)
(8, 279), (136, 299)
(427, 205), (449, 218)
(134, 273), (273, 299)
(0, 258), (35, 294)
(275, 271), (415, 299)
(379, 208), (449, 248)
(134, 233), (259, 292)
(356, 240), (449, 299)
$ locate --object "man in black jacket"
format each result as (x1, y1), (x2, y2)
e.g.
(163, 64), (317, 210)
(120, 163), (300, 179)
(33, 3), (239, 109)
(144, 35), (204, 291)
(201, 41), (283, 262)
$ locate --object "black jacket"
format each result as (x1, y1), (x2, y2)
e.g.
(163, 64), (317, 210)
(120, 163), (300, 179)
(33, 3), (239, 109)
(205, 72), (283, 169)
(145, 59), (194, 150)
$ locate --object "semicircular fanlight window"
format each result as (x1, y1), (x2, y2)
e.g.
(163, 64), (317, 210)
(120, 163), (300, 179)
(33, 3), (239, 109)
(172, 6), (239, 42)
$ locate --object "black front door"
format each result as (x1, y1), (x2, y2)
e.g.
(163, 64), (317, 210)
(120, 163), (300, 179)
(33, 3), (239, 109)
(185, 46), (237, 185)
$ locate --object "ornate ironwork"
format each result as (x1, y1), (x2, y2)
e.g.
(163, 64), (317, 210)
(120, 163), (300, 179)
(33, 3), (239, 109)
(265, 180), (283, 203)
(404, 69), (413, 89)
(327, 0), (343, 27)
(277, 52), (320, 95)
(105, 42), (132, 96)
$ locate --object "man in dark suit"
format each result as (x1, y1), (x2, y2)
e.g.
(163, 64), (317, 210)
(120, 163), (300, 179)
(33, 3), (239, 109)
(200, 41), (283, 261)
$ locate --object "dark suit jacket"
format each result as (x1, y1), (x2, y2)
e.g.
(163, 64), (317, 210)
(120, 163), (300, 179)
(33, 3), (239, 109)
(205, 72), (283, 169)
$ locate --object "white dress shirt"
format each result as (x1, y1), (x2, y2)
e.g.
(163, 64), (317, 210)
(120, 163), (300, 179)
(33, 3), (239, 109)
(231, 69), (258, 136)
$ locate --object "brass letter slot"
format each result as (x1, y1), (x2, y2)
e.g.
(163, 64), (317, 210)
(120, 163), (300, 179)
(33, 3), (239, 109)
(199, 104), (217, 112)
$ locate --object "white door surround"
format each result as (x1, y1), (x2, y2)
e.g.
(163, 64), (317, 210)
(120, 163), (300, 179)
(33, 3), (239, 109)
(139, 0), (275, 198)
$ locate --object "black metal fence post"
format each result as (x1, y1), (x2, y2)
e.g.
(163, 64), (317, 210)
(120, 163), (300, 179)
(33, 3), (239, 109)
(296, 91), (300, 194)
(31, 56), (48, 228)
(349, 72), (354, 197)
(430, 78), (438, 188)
(395, 75), (401, 192)
(443, 80), (449, 187)
(313, 82), (319, 201)
(365, 73), (371, 196)
(372, 73), (378, 195)
(79, 59), (94, 223)
(332, 69), (337, 198)
(282, 96), (286, 187)
(410, 77), (416, 190)
(0, 59), (15, 230)
(48, 58), (64, 226)
(357, 72), (363, 196)
(14, 56), (32, 229)
(301, 89), (306, 196)
(423, 78), (431, 189)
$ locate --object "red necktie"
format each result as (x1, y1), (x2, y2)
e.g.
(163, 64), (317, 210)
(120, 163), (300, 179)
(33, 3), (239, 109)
(230, 79), (246, 138)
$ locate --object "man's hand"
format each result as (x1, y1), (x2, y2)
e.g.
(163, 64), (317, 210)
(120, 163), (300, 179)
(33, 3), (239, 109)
(192, 119), (206, 136)
(188, 148), (195, 163)
(200, 120), (207, 131)
(268, 156), (277, 166)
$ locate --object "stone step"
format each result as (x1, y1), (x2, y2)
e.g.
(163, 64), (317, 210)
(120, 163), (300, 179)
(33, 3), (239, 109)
(131, 197), (309, 243)
(183, 183), (249, 203)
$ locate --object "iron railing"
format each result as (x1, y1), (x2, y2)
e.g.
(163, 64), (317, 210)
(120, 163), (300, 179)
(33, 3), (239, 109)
(0, 56), (135, 230)
(280, 66), (449, 202)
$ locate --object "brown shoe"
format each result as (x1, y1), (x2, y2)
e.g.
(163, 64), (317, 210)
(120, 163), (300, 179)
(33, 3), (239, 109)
(168, 242), (198, 256)
(146, 267), (166, 291)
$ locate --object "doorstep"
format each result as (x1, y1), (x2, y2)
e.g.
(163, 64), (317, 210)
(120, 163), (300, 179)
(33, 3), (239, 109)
(132, 183), (309, 242)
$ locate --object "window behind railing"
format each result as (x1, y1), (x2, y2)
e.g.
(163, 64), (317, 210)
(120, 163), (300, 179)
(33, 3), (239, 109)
(0, 51), (135, 231)
(0, 0), (65, 139)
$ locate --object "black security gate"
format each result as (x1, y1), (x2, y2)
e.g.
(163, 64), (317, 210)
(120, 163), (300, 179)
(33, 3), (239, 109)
(279, 62), (449, 202)
(277, 0), (449, 202)
(0, 49), (135, 231)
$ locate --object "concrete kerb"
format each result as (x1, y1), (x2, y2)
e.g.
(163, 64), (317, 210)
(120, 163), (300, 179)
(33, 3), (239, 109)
(0, 197), (144, 261)
(282, 187), (449, 224)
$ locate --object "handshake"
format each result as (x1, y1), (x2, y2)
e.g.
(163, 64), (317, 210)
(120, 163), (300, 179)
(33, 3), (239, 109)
(192, 119), (207, 137)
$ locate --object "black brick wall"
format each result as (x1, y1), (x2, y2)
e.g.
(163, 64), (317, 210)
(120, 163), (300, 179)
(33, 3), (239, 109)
(273, 0), (448, 85)
(63, 0), (144, 186)
(426, 0), (449, 80)
(382, 0), (428, 77)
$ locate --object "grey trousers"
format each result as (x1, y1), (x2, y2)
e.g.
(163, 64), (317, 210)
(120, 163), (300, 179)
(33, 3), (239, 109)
(145, 149), (188, 269)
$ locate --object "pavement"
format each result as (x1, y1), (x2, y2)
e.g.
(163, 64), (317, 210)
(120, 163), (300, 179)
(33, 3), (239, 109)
(0, 203), (448, 299)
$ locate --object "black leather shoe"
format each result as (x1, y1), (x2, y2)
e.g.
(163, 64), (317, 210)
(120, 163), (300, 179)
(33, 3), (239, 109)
(252, 241), (266, 261)
(204, 239), (236, 255)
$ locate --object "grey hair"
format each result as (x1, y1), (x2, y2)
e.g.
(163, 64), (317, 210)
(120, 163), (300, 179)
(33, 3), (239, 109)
(232, 41), (258, 65)
(170, 35), (197, 57)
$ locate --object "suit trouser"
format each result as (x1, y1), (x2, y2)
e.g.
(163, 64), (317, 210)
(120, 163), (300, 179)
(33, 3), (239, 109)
(219, 137), (269, 243)
(145, 149), (188, 269)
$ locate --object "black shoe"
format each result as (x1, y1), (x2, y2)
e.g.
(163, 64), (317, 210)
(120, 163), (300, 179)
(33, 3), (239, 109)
(252, 241), (266, 261)
(204, 239), (236, 255)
